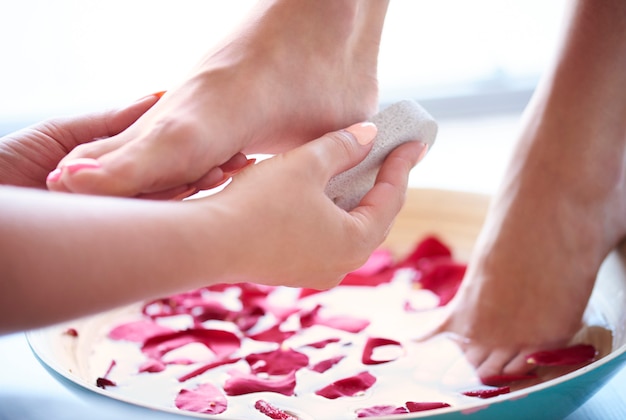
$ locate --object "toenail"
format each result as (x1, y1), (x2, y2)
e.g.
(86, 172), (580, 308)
(62, 158), (101, 174)
(46, 168), (62, 183)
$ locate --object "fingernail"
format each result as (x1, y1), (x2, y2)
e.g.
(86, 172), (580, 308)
(62, 158), (101, 174)
(345, 122), (377, 145)
(417, 141), (429, 163)
(46, 168), (62, 183)
(136, 91), (166, 102)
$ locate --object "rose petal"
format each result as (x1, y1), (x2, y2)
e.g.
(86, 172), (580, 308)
(415, 260), (466, 306)
(254, 400), (297, 420)
(405, 401), (451, 412)
(480, 374), (538, 386)
(248, 324), (297, 343)
(362, 337), (403, 365)
(142, 328), (240, 361)
(310, 356), (345, 373)
(302, 337), (341, 349)
(315, 371), (376, 399)
(246, 348), (309, 376)
(108, 320), (175, 342)
(351, 249), (394, 276)
(177, 357), (241, 382)
(356, 405), (408, 417)
(224, 371), (297, 396)
(175, 383), (227, 414)
(526, 344), (597, 366)
(398, 236), (453, 268)
(300, 305), (369, 333)
(463, 386), (510, 399)
(139, 358), (166, 373)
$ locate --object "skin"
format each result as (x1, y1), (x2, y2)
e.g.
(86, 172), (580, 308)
(431, 0), (626, 378)
(47, 0), (389, 199)
(0, 103), (425, 334)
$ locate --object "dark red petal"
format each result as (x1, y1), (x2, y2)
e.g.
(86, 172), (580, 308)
(463, 386), (510, 399)
(405, 401), (451, 412)
(108, 320), (175, 342)
(246, 348), (309, 376)
(63, 328), (78, 337)
(315, 371), (376, 399)
(310, 356), (345, 373)
(362, 337), (403, 365)
(177, 357), (241, 382)
(525, 344), (597, 366)
(224, 371), (297, 396)
(142, 328), (240, 361)
(415, 260), (466, 306)
(356, 405), (408, 417)
(248, 324), (297, 343)
(300, 305), (369, 333)
(398, 235), (452, 268)
(480, 374), (538, 386)
(254, 400), (297, 420)
(96, 377), (116, 389)
(175, 383), (227, 414)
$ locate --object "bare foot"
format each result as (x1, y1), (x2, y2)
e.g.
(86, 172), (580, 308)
(46, 0), (388, 199)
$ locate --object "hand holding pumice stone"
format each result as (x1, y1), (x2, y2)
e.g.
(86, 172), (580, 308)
(326, 100), (438, 211)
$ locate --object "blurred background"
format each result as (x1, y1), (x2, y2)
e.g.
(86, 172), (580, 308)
(0, 0), (568, 193)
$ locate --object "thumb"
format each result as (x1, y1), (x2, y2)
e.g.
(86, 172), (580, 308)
(291, 122), (377, 183)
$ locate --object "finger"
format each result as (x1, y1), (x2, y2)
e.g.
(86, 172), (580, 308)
(351, 141), (426, 238)
(288, 122), (377, 183)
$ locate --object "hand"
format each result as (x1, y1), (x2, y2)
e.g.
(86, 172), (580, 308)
(0, 94), (160, 188)
(200, 122), (427, 289)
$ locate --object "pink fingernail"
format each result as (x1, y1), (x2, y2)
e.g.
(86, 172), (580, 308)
(46, 168), (62, 183)
(345, 122), (377, 145)
(62, 158), (101, 174)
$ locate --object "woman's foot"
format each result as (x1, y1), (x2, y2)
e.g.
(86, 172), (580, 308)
(47, 0), (389, 198)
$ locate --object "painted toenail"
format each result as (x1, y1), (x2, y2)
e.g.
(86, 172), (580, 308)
(46, 168), (62, 183)
(62, 158), (101, 174)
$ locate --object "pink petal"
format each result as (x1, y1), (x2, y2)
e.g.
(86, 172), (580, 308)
(138, 358), (166, 373)
(224, 371), (297, 396)
(300, 305), (369, 333)
(246, 348), (309, 376)
(310, 356), (345, 373)
(301, 337), (341, 349)
(175, 383), (227, 414)
(315, 371), (376, 399)
(339, 268), (396, 287)
(356, 405), (408, 417)
(177, 357), (241, 382)
(351, 249), (394, 276)
(108, 320), (175, 342)
(406, 401), (451, 412)
(254, 400), (298, 420)
(362, 337), (403, 365)
(142, 328), (240, 361)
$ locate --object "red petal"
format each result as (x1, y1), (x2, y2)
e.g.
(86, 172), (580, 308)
(96, 377), (116, 389)
(356, 405), (408, 417)
(463, 386), (510, 399)
(416, 260), (466, 306)
(63, 328), (78, 337)
(526, 344), (597, 366)
(108, 320), (175, 342)
(138, 358), (166, 373)
(362, 337), (403, 365)
(315, 371), (376, 399)
(300, 305), (369, 333)
(248, 324), (296, 343)
(254, 400), (297, 420)
(224, 371), (297, 396)
(339, 268), (396, 287)
(480, 374), (538, 386)
(406, 401), (451, 412)
(177, 357), (241, 382)
(246, 348), (309, 376)
(310, 356), (345, 373)
(175, 383), (227, 414)
(398, 236), (452, 268)
(142, 328), (240, 361)
(301, 337), (341, 349)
